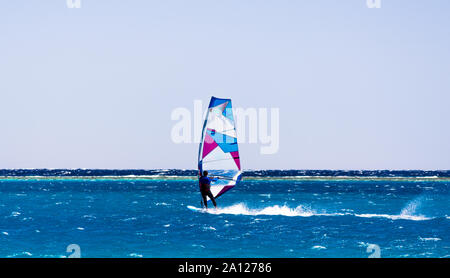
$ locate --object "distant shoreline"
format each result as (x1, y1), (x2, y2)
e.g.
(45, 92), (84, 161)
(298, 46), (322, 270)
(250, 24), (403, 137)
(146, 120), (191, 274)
(1, 169), (449, 182)
(1, 175), (449, 182)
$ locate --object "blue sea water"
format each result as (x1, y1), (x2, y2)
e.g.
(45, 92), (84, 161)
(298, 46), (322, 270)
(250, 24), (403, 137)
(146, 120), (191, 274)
(0, 170), (448, 258)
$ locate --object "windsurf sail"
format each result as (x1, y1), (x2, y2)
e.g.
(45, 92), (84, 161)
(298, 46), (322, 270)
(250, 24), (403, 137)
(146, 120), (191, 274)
(198, 97), (242, 201)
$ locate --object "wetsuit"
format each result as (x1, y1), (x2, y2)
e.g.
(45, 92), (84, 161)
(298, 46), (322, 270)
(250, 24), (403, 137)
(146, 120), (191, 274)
(199, 176), (217, 208)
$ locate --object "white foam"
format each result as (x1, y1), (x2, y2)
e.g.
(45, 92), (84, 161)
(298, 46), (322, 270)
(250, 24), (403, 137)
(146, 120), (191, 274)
(7, 251), (32, 258)
(312, 245), (327, 250)
(129, 253), (143, 258)
(419, 237), (441, 241)
(400, 196), (423, 216)
(121, 217), (137, 222)
(192, 244), (205, 248)
(188, 203), (324, 217)
(258, 194), (271, 198)
(354, 213), (431, 221)
(187, 203), (433, 221)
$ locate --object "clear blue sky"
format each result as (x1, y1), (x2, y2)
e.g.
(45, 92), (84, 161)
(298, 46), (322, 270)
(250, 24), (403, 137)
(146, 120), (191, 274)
(0, 0), (449, 170)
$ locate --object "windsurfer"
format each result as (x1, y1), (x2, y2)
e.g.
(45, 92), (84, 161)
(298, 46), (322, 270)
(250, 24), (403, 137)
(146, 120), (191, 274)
(199, 171), (217, 209)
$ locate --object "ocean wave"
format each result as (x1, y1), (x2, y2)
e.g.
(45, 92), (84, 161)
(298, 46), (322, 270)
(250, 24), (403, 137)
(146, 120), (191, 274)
(128, 253), (143, 258)
(6, 251), (32, 258)
(419, 237), (441, 241)
(187, 203), (434, 221)
(189, 203), (318, 217)
(121, 217), (137, 222)
(311, 245), (327, 250)
(353, 213), (431, 221)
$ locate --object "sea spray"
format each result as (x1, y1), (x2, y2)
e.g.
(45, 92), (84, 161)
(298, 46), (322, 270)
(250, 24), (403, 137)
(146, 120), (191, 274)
(188, 203), (433, 220)
(400, 196), (426, 218)
(189, 203), (317, 217)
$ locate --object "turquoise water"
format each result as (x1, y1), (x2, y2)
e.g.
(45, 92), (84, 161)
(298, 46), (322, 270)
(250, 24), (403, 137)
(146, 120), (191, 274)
(0, 171), (449, 258)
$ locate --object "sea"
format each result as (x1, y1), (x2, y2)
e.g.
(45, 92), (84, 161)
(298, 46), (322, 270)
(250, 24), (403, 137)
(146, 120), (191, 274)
(0, 169), (448, 258)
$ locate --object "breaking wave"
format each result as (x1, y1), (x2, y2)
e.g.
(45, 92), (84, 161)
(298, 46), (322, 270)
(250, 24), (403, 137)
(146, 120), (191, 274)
(188, 203), (434, 221)
(189, 203), (318, 217)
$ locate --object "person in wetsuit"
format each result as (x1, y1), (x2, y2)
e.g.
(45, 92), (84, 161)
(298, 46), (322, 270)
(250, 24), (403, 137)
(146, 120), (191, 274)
(199, 170), (217, 209)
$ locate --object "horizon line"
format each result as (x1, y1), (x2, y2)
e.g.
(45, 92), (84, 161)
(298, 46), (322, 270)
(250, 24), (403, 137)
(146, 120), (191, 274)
(0, 168), (449, 171)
